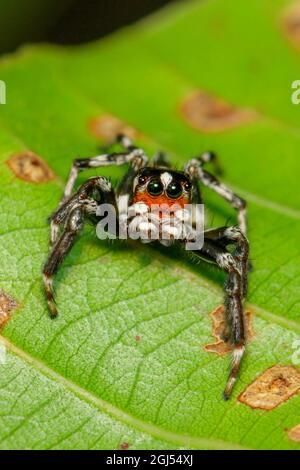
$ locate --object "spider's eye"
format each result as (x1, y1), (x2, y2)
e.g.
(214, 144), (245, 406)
(138, 175), (147, 185)
(147, 179), (163, 196)
(166, 181), (182, 199)
(183, 181), (191, 191)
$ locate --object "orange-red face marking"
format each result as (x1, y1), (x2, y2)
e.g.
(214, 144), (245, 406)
(133, 168), (192, 217)
(133, 190), (189, 209)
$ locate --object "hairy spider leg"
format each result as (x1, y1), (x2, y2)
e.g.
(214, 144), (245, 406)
(44, 177), (116, 317)
(44, 137), (250, 400)
(186, 226), (249, 399)
(50, 145), (147, 245)
(196, 150), (223, 176)
(185, 155), (247, 235)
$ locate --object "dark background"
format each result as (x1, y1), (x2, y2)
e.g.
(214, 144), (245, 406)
(0, 0), (175, 55)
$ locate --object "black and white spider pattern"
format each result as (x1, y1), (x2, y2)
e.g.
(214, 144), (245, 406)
(43, 134), (249, 399)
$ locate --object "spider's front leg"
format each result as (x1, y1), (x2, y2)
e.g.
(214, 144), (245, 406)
(50, 140), (147, 245)
(188, 226), (249, 399)
(43, 176), (116, 318)
(185, 154), (247, 235)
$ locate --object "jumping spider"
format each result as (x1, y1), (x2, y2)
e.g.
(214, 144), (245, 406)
(43, 134), (249, 399)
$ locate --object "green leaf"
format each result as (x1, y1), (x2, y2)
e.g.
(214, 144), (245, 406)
(1, 0), (300, 450)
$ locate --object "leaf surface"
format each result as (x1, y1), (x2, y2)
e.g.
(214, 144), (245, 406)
(1, 0), (300, 450)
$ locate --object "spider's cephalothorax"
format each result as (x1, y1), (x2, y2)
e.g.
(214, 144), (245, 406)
(126, 167), (195, 245)
(133, 167), (191, 208)
(43, 134), (249, 400)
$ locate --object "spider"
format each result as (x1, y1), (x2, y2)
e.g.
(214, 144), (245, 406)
(43, 134), (249, 399)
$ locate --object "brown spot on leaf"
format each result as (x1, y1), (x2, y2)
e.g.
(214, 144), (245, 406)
(119, 442), (129, 450)
(6, 151), (55, 183)
(89, 114), (141, 141)
(203, 305), (254, 356)
(135, 335), (141, 342)
(238, 365), (300, 410)
(0, 291), (19, 329)
(180, 90), (256, 133)
(281, 1), (300, 49)
(287, 424), (300, 442)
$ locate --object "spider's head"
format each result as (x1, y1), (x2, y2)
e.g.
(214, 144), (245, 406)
(133, 167), (192, 210)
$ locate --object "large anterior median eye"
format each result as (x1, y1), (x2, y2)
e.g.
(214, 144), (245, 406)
(166, 181), (182, 199)
(147, 179), (163, 196)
